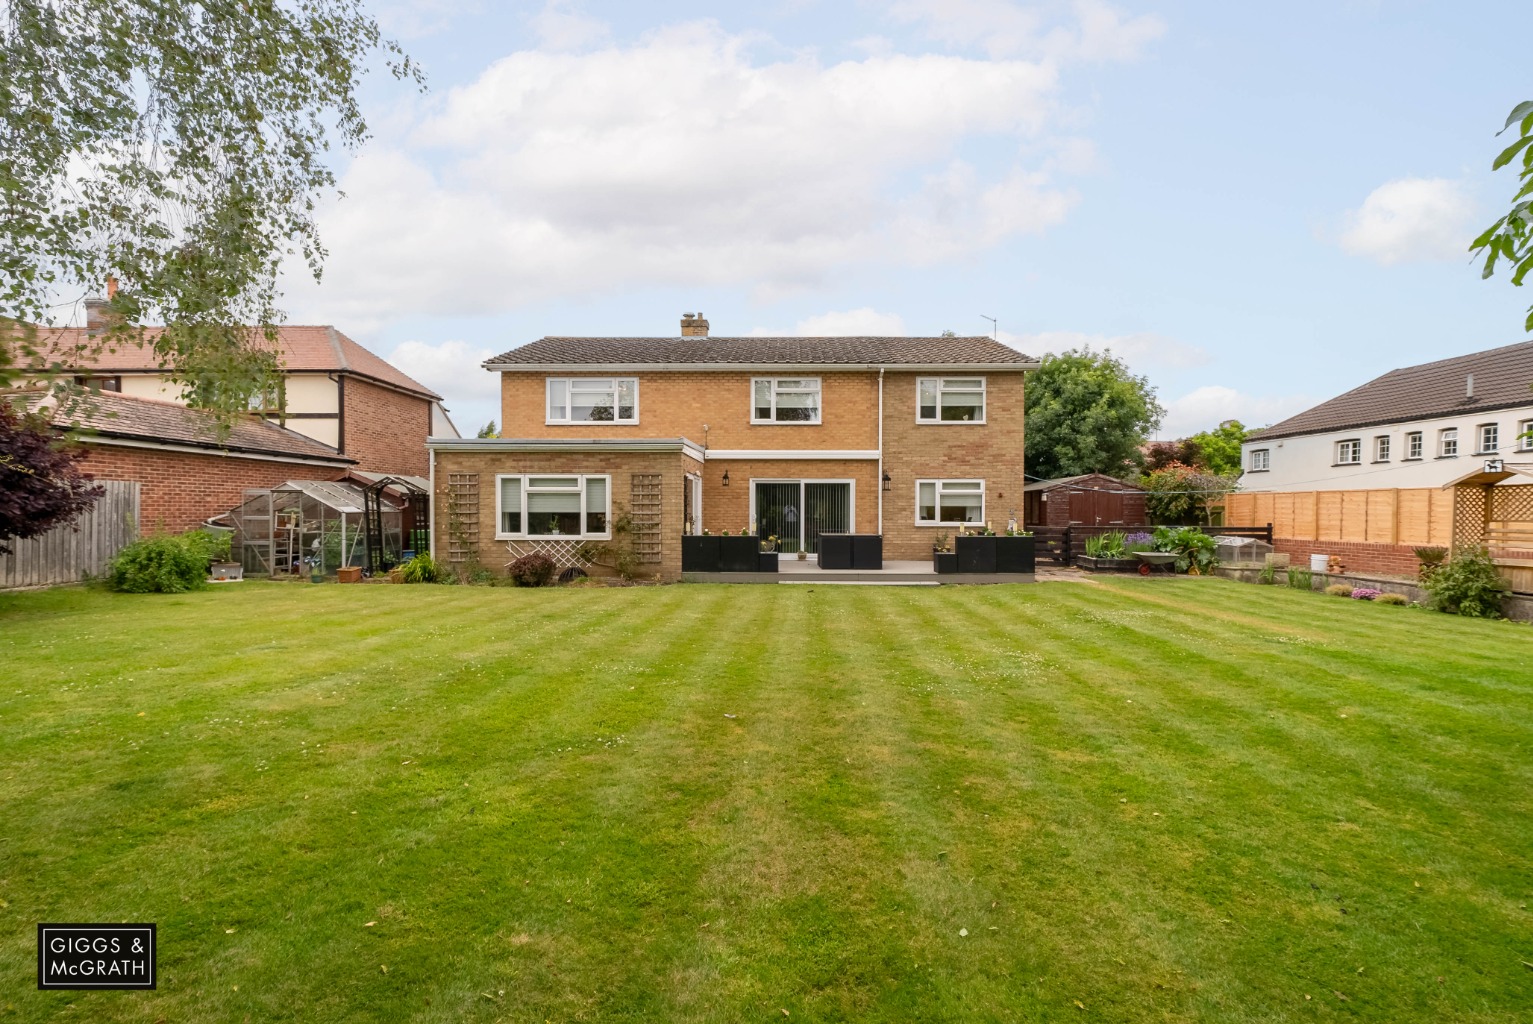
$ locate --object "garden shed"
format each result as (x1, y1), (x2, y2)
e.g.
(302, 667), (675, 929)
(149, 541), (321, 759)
(1024, 474), (1147, 528)
(230, 480), (405, 578)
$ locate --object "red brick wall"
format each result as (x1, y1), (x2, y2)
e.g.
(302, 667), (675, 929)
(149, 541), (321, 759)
(77, 443), (345, 534)
(1272, 537), (1422, 577)
(343, 376), (431, 477)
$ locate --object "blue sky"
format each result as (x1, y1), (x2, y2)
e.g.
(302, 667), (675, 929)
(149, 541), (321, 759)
(278, 0), (1533, 437)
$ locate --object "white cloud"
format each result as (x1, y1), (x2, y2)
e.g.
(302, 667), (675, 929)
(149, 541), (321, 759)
(1007, 329), (1210, 368)
(386, 338), (501, 432)
(1160, 385), (1313, 437)
(882, 0), (1165, 61)
(283, 12), (1137, 328)
(1338, 177), (1477, 266)
(528, 0), (611, 51)
(749, 307), (908, 336)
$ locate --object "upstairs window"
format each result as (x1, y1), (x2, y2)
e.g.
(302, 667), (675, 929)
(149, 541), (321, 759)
(1405, 431), (1424, 459)
(1249, 449), (1270, 472)
(916, 480), (985, 525)
(1336, 439), (1362, 465)
(1520, 420), (1533, 451)
(751, 378), (821, 423)
(1439, 428), (1458, 458)
(546, 378), (637, 424)
(497, 475), (610, 538)
(918, 377), (985, 423)
(1477, 423), (1499, 454)
(1374, 435), (1391, 462)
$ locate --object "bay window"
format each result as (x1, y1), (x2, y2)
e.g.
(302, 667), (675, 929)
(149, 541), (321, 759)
(918, 378), (985, 423)
(916, 479), (985, 525)
(546, 378), (638, 424)
(751, 378), (821, 423)
(497, 475), (610, 538)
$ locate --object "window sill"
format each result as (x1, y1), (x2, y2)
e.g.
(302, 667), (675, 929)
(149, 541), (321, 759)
(497, 534), (612, 542)
(915, 521), (984, 528)
(545, 421), (640, 427)
(1370, 460), (1390, 465)
(1435, 455), (1459, 460)
(1246, 468), (1269, 473)
(748, 420), (822, 426)
(1401, 457), (1422, 462)
(915, 419), (987, 426)
(1330, 462), (1363, 467)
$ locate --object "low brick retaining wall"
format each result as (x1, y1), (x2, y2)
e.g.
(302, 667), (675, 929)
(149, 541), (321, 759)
(1214, 566), (1533, 622)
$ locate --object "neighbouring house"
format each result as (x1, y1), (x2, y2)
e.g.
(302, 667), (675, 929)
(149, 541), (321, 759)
(428, 314), (1038, 580)
(29, 391), (355, 533)
(1023, 473), (1147, 528)
(1226, 340), (1533, 575)
(36, 302), (455, 477)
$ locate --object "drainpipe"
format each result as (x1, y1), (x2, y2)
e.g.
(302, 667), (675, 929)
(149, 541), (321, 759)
(427, 445), (436, 563)
(877, 367), (885, 535)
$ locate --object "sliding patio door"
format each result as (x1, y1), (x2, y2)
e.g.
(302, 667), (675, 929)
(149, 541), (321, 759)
(753, 480), (852, 555)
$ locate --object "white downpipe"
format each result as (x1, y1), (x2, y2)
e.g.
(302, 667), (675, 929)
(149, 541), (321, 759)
(877, 367), (885, 535)
(427, 446), (436, 562)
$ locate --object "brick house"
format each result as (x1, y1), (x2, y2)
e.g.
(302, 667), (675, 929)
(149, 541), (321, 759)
(429, 315), (1038, 580)
(38, 310), (454, 477)
(32, 391), (355, 533)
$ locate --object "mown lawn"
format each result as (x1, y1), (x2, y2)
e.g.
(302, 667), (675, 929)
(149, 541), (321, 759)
(0, 578), (1530, 1022)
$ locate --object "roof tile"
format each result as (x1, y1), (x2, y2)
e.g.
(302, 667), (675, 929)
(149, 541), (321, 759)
(486, 336), (1036, 367)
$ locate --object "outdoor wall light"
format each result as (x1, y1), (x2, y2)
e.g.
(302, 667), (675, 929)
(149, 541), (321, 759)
(882, 472), (892, 492)
(722, 470), (731, 487)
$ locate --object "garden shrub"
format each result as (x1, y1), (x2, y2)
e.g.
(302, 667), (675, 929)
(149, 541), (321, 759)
(1423, 547), (1508, 618)
(1152, 526), (1217, 573)
(398, 552), (444, 584)
(508, 552), (556, 587)
(1375, 592), (1409, 606)
(1350, 587), (1381, 601)
(182, 528), (232, 563)
(108, 535), (208, 593)
(1286, 568), (1314, 591)
(1324, 583), (1354, 597)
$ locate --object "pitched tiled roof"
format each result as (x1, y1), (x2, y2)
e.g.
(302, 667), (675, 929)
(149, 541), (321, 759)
(485, 336), (1037, 367)
(1248, 340), (1533, 441)
(31, 391), (354, 463)
(32, 325), (439, 399)
(1023, 473), (1145, 493)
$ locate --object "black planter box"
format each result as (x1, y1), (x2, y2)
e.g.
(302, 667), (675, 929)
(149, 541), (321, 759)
(719, 536), (760, 572)
(933, 551), (958, 574)
(818, 533), (883, 570)
(682, 535), (761, 572)
(994, 535), (1035, 573)
(681, 535), (719, 572)
(955, 535), (996, 573)
(1075, 555), (1138, 573)
(757, 551), (779, 573)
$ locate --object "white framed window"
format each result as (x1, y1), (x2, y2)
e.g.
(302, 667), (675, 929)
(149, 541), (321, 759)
(1405, 431), (1424, 459)
(1520, 420), (1533, 452)
(751, 378), (821, 424)
(496, 474), (610, 539)
(915, 479), (985, 525)
(1439, 428), (1458, 458)
(1336, 439), (1362, 465)
(545, 378), (638, 424)
(1249, 449), (1270, 471)
(1477, 423), (1499, 454)
(917, 377), (986, 423)
(1374, 435), (1390, 462)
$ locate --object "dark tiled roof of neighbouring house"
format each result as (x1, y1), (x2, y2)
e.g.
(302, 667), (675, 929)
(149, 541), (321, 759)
(1248, 340), (1533, 441)
(31, 325), (439, 399)
(31, 391), (355, 463)
(485, 336), (1038, 367)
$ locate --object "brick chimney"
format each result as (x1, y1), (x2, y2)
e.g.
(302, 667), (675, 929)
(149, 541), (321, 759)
(84, 296), (109, 332)
(681, 311), (709, 337)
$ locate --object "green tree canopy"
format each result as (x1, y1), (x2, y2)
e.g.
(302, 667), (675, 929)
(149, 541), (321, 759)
(1024, 348), (1163, 481)
(1184, 420), (1247, 476)
(1, 0), (419, 422)
(1471, 100), (1533, 332)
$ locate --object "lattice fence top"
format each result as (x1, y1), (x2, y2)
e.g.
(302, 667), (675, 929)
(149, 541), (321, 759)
(630, 473), (664, 565)
(504, 539), (587, 571)
(1492, 484), (1533, 524)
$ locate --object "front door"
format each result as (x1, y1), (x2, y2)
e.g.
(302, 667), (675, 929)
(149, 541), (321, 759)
(753, 480), (852, 555)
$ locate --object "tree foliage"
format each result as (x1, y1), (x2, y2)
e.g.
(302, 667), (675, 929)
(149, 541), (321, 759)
(1142, 461), (1237, 525)
(1, 0), (420, 421)
(0, 400), (103, 553)
(1471, 101), (1533, 332)
(476, 420), (499, 439)
(1185, 420), (1246, 476)
(1024, 349), (1163, 480)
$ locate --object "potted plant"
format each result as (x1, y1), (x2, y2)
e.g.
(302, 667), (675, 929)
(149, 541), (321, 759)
(932, 532), (957, 574)
(760, 534), (778, 553)
(306, 555), (323, 583)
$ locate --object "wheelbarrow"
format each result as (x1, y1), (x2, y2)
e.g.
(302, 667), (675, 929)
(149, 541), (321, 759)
(1133, 551), (1179, 576)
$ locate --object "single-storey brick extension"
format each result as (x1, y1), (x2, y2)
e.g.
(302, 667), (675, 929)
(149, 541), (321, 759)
(429, 315), (1038, 580)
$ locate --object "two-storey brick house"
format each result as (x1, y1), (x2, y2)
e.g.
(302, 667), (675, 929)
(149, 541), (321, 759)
(428, 315), (1038, 579)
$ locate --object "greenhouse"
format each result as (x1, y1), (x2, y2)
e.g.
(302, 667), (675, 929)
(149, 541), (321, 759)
(231, 480), (408, 578)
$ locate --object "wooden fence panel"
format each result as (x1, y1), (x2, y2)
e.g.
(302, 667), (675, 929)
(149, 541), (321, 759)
(1429, 487), (1455, 546)
(0, 481), (139, 589)
(1365, 490), (1396, 544)
(1227, 486), (1460, 548)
